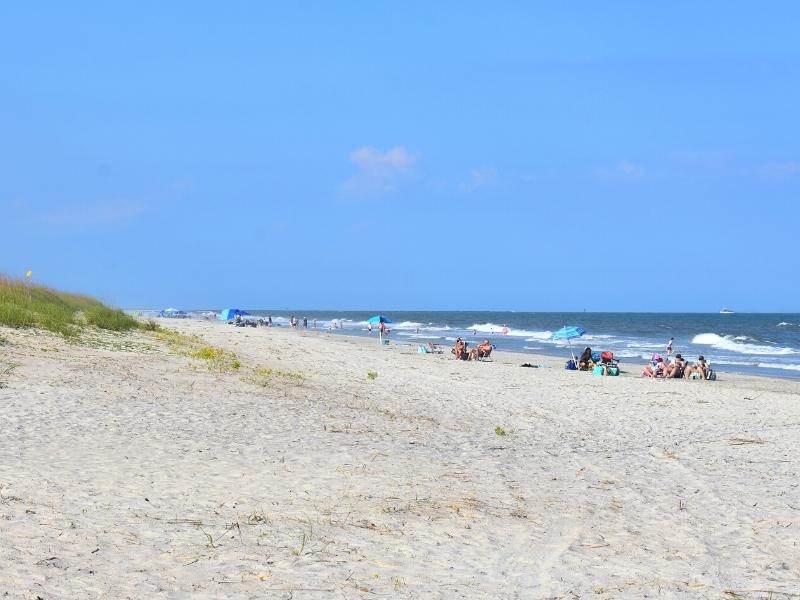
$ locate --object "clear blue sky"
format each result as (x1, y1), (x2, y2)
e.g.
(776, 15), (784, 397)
(2, 2), (799, 311)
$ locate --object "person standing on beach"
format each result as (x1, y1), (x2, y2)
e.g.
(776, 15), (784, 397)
(368, 323), (372, 334)
(666, 337), (674, 356)
(303, 317), (308, 329)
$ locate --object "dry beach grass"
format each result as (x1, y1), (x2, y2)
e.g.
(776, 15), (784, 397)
(1, 318), (799, 599)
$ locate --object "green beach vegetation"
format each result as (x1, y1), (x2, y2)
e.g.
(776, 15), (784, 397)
(244, 366), (305, 387)
(0, 275), (138, 336)
(0, 275), (257, 377)
(149, 327), (241, 373)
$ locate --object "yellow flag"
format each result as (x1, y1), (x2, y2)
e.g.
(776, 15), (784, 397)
(25, 270), (32, 279)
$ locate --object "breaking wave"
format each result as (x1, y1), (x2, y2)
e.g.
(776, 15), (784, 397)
(691, 333), (797, 356)
(468, 323), (552, 338)
(757, 362), (800, 371)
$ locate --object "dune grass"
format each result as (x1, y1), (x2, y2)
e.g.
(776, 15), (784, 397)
(151, 327), (241, 372)
(0, 275), (137, 336)
(189, 345), (241, 371)
(244, 366), (305, 387)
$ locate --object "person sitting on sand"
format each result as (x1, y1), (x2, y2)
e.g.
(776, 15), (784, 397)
(664, 354), (686, 378)
(476, 339), (493, 360)
(427, 341), (444, 354)
(452, 338), (468, 360)
(642, 356), (665, 378)
(578, 347), (593, 371)
(684, 356), (709, 380)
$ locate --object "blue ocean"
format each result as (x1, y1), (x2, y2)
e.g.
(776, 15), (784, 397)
(217, 311), (800, 379)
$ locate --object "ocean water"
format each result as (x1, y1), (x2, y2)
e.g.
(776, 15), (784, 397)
(158, 310), (800, 379)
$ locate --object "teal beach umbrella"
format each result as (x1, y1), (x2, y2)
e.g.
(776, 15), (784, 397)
(551, 325), (586, 363)
(367, 315), (393, 342)
(366, 315), (393, 324)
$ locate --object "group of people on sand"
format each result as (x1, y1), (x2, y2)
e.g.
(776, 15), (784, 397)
(452, 338), (493, 361)
(574, 342), (716, 380)
(642, 353), (714, 380)
(575, 347), (618, 375)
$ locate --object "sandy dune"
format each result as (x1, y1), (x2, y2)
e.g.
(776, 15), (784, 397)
(1, 320), (799, 599)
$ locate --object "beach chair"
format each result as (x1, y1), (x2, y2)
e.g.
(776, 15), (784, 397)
(600, 351), (620, 376)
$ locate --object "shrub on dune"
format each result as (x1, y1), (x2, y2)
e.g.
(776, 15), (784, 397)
(0, 275), (136, 335)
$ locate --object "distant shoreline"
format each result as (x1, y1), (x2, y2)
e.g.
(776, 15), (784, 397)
(133, 309), (800, 381)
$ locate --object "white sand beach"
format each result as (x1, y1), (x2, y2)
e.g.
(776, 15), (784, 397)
(1, 320), (799, 599)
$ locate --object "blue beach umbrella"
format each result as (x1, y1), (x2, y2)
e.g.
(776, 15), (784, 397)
(551, 325), (586, 362)
(366, 315), (393, 324)
(366, 315), (393, 342)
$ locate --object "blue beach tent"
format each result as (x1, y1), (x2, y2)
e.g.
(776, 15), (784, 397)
(218, 308), (249, 321)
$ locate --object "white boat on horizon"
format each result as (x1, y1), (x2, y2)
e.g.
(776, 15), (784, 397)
(720, 308), (735, 314)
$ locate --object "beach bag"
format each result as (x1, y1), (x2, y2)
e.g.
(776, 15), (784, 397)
(601, 351), (614, 363)
(606, 366), (619, 376)
(592, 365), (605, 376)
(705, 369), (716, 381)
(591, 352), (601, 362)
(565, 359), (577, 370)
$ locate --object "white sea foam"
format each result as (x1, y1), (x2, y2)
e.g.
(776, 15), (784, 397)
(709, 359), (756, 367)
(468, 322), (509, 334)
(757, 362), (800, 371)
(468, 323), (552, 338)
(626, 342), (663, 350)
(611, 350), (643, 359)
(524, 332), (556, 342)
(691, 333), (797, 356)
(392, 321), (424, 330)
(397, 332), (445, 339)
